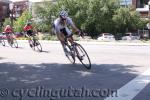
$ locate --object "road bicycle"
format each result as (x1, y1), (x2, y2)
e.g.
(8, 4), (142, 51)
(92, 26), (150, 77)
(64, 34), (91, 69)
(25, 32), (42, 52)
(8, 34), (18, 48)
(5, 33), (18, 48)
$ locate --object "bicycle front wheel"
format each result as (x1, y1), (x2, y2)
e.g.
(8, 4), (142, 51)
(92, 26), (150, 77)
(65, 44), (75, 64)
(34, 40), (42, 52)
(11, 38), (18, 48)
(1, 39), (5, 46)
(28, 39), (35, 50)
(75, 43), (91, 69)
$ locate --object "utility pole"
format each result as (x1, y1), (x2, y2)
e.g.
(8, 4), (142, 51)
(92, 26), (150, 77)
(148, 0), (150, 39)
(9, 2), (14, 27)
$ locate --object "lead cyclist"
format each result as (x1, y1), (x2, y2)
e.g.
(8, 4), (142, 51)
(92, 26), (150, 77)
(53, 10), (81, 52)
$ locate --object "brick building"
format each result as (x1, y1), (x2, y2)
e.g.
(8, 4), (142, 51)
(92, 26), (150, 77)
(133, 0), (149, 19)
(0, 0), (9, 23)
(132, 0), (149, 8)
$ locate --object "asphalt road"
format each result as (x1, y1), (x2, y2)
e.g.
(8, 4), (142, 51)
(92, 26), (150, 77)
(0, 40), (150, 100)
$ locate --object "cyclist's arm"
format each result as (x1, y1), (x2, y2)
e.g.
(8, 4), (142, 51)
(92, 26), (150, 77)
(68, 18), (80, 33)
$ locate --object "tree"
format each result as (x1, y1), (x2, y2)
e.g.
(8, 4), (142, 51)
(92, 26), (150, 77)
(113, 7), (147, 34)
(14, 10), (32, 32)
(33, 0), (147, 38)
(82, 0), (119, 38)
(33, 1), (59, 34)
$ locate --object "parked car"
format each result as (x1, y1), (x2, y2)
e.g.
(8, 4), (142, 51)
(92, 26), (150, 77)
(97, 33), (115, 41)
(122, 32), (140, 40)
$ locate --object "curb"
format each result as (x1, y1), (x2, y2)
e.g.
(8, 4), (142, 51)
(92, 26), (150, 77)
(16, 40), (150, 46)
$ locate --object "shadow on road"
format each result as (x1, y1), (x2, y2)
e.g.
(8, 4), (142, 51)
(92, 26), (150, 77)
(0, 62), (140, 85)
(0, 57), (5, 60)
(39, 50), (50, 53)
(0, 62), (141, 100)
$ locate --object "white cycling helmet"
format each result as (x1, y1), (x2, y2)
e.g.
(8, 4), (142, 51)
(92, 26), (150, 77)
(59, 10), (68, 19)
(6, 25), (11, 28)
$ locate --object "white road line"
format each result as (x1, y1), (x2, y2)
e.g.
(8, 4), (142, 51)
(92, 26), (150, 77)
(105, 69), (150, 100)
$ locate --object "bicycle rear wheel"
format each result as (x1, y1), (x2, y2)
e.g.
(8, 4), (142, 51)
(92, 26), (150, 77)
(11, 38), (18, 48)
(34, 40), (42, 52)
(28, 39), (35, 50)
(65, 44), (75, 64)
(75, 43), (91, 69)
(1, 39), (5, 46)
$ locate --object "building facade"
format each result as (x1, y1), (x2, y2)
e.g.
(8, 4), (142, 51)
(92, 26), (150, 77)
(0, 0), (9, 23)
(133, 0), (149, 19)
(13, 0), (29, 18)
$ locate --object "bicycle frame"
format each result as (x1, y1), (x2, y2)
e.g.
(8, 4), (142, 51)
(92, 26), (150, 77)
(64, 35), (91, 69)
(25, 32), (42, 52)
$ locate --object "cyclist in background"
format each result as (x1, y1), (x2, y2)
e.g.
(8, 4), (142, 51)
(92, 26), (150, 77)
(23, 21), (39, 47)
(23, 21), (34, 36)
(4, 25), (14, 43)
(53, 10), (81, 52)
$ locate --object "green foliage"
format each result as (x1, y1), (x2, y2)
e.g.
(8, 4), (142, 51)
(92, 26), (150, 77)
(33, 1), (59, 33)
(33, 0), (146, 38)
(3, 18), (11, 27)
(113, 7), (148, 34)
(14, 10), (32, 32)
(0, 18), (11, 32)
(42, 34), (58, 40)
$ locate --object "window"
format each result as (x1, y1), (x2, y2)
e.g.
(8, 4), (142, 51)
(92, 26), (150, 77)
(120, 0), (132, 7)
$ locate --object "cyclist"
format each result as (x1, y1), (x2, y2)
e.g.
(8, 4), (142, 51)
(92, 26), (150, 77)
(23, 21), (38, 47)
(23, 21), (34, 36)
(3, 25), (14, 44)
(53, 10), (81, 53)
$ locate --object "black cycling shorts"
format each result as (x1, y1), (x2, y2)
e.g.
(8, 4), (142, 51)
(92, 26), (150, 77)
(60, 28), (68, 36)
(27, 30), (34, 36)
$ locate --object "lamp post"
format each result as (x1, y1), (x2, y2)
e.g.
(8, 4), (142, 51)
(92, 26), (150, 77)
(9, 3), (14, 27)
(148, 0), (150, 39)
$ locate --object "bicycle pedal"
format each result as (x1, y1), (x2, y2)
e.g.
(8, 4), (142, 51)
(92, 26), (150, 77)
(79, 56), (84, 60)
(30, 44), (33, 47)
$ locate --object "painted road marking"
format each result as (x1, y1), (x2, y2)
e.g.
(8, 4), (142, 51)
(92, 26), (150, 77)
(105, 69), (150, 100)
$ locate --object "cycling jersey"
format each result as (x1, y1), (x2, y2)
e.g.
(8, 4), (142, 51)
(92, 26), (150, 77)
(54, 17), (75, 36)
(4, 27), (13, 33)
(24, 25), (34, 36)
(24, 25), (33, 31)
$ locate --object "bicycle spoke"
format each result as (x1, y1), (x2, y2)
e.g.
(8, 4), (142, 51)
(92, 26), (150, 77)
(34, 41), (42, 52)
(28, 39), (35, 50)
(64, 45), (75, 64)
(1, 39), (5, 46)
(11, 39), (18, 48)
(75, 43), (91, 69)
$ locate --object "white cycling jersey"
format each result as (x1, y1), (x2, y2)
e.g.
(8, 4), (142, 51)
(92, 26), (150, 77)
(54, 17), (75, 36)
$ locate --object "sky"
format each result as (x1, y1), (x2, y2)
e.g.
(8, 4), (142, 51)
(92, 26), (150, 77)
(120, 0), (132, 5)
(11, 0), (44, 2)
(10, 0), (132, 4)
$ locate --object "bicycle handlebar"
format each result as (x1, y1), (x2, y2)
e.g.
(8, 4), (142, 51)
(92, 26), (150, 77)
(77, 31), (85, 39)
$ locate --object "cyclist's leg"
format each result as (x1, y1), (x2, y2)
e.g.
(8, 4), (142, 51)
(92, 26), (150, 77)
(68, 35), (74, 45)
(6, 33), (11, 43)
(65, 27), (74, 45)
(26, 31), (33, 47)
(56, 32), (66, 50)
(27, 30), (36, 44)
(10, 33), (14, 44)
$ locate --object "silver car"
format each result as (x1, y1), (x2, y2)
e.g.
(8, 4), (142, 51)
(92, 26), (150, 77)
(122, 33), (140, 40)
(97, 33), (115, 41)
